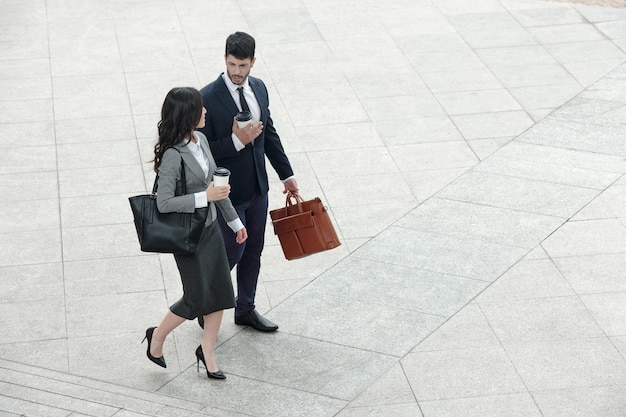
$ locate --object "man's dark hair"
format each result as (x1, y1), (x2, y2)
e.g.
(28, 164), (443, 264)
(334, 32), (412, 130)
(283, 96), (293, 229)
(225, 31), (255, 60)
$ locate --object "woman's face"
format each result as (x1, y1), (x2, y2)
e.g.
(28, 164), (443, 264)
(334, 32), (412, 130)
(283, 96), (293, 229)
(196, 107), (207, 129)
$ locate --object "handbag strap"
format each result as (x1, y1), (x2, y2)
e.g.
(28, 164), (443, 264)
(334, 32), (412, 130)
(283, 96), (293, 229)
(152, 148), (187, 196)
(285, 193), (304, 213)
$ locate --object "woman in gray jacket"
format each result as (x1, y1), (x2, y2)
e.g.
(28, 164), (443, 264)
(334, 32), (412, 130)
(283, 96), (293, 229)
(143, 87), (247, 380)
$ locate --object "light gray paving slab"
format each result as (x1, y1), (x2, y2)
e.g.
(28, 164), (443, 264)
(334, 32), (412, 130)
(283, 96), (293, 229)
(450, 111), (534, 139)
(510, 4), (585, 26)
(0, 198), (59, 233)
(476, 45), (557, 67)
(0, 339), (69, 373)
(387, 141), (479, 171)
(414, 303), (501, 351)
(509, 83), (582, 109)
(361, 93), (446, 121)
(580, 292), (626, 336)
(406, 50), (486, 73)
(59, 165), (147, 197)
(353, 226), (528, 281)
(395, 197), (564, 248)
(541, 218), (626, 257)
(419, 68), (502, 93)
(529, 23), (605, 44)
(476, 258), (576, 302)
(216, 332), (397, 400)
(461, 28), (537, 49)
(61, 224), (145, 261)
(554, 253), (626, 294)
(0, 394), (71, 417)
(308, 257), (487, 316)
(0, 229), (61, 267)
(0, 145), (57, 175)
(335, 403), (423, 417)
(488, 63), (576, 88)
(57, 140), (140, 170)
(401, 346), (526, 400)
(160, 368), (347, 417)
(506, 338), (626, 391)
(533, 385), (626, 417)
(0, 298), (66, 344)
(545, 40), (626, 64)
(479, 296), (605, 343)
(0, 171), (58, 201)
(268, 285), (444, 356)
(434, 89), (522, 115)
(0, 121), (55, 147)
(436, 171), (600, 218)
(0, 262), (64, 303)
(475, 147), (624, 189)
(347, 363), (415, 408)
(447, 11), (523, 33)
(373, 116), (463, 146)
(419, 393), (543, 417)
(297, 123), (384, 152)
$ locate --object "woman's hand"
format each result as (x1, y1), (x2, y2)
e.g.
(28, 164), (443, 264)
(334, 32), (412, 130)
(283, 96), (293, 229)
(205, 182), (230, 202)
(235, 227), (248, 244)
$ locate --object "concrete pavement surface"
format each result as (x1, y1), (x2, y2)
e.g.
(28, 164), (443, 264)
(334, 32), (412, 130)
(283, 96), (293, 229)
(1, 0), (626, 416)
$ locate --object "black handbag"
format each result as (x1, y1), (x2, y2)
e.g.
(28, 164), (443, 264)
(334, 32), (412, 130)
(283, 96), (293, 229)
(129, 152), (209, 254)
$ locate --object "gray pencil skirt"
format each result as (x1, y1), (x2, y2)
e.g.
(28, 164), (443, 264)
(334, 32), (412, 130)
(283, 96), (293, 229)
(170, 221), (236, 320)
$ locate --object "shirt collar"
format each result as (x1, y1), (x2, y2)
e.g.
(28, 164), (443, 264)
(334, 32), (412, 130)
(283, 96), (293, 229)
(222, 72), (249, 93)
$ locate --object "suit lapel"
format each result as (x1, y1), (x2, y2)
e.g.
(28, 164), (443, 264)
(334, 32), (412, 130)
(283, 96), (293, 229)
(249, 77), (268, 120)
(175, 142), (208, 184)
(215, 75), (239, 115)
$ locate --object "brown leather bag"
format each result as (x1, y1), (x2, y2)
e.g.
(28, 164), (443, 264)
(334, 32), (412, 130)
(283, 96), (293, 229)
(269, 194), (341, 260)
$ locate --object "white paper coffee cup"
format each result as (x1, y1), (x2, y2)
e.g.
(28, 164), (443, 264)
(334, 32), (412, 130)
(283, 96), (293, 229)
(213, 167), (230, 186)
(236, 111), (252, 128)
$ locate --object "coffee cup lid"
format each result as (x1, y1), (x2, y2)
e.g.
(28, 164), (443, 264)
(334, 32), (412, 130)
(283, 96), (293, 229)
(214, 167), (230, 176)
(236, 111), (252, 121)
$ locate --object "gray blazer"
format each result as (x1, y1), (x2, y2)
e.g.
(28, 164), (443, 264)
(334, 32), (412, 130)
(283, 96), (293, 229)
(156, 131), (239, 227)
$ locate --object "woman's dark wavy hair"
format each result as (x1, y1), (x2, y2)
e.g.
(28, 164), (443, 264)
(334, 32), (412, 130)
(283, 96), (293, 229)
(152, 87), (203, 172)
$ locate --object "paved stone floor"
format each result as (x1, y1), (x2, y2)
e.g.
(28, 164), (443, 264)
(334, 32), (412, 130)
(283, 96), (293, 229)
(2, 0), (626, 416)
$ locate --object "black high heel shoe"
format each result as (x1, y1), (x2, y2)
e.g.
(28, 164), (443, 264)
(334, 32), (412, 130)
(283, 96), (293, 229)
(195, 345), (225, 379)
(142, 327), (166, 368)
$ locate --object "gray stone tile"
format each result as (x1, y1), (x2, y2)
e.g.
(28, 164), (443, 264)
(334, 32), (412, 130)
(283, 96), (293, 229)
(54, 116), (136, 144)
(475, 145), (623, 189)
(308, 147), (399, 179)
(506, 338), (626, 391)
(161, 369), (346, 417)
(269, 285), (444, 356)
(332, 202), (413, 239)
(467, 137), (514, 160)
(479, 297), (605, 343)
(462, 28), (537, 49)
(297, 123), (384, 152)
(320, 174), (416, 207)
(0, 198), (59, 233)
(57, 140), (140, 170)
(414, 303), (501, 351)
(0, 229), (61, 267)
(62, 224), (144, 261)
(434, 89), (521, 115)
(476, 45), (557, 67)
(0, 145), (57, 175)
(348, 364), (415, 407)
(0, 99), (53, 124)
(59, 165), (147, 197)
(402, 168), (468, 202)
(447, 11), (522, 34)
(452, 111), (534, 139)
(564, 59), (625, 87)
(580, 76), (626, 103)
(0, 121), (55, 147)
(60, 194), (134, 228)
(335, 404), (423, 417)
(489, 63), (576, 88)
(0, 171), (58, 201)
(66, 292), (165, 337)
(510, 5), (584, 26)
(554, 253), (626, 294)
(0, 263), (64, 303)
(476, 258), (575, 302)
(529, 24), (605, 44)
(407, 50), (486, 73)
(361, 93), (446, 121)
(388, 141), (478, 171)
(0, 298), (66, 344)
(436, 171), (600, 218)
(354, 226), (528, 281)
(545, 40), (626, 64)
(420, 68), (502, 93)
(396, 198), (564, 248)
(541, 218), (626, 257)
(402, 346), (526, 400)
(216, 332), (397, 400)
(533, 385), (626, 417)
(419, 393), (543, 417)
(64, 256), (163, 297)
(0, 394), (71, 417)
(509, 83), (582, 109)
(374, 116), (463, 146)
(580, 292), (626, 336)
(311, 257), (487, 317)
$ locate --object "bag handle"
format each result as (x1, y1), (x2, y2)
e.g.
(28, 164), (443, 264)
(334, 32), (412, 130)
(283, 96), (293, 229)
(285, 193), (304, 213)
(152, 149), (187, 196)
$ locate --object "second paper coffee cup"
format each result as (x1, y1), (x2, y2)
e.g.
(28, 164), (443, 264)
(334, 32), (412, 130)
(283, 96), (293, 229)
(236, 111), (252, 128)
(213, 167), (230, 186)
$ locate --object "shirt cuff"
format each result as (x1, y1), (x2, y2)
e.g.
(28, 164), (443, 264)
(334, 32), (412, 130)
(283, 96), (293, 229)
(232, 133), (245, 151)
(281, 175), (295, 183)
(227, 218), (244, 233)
(194, 192), (208, 208)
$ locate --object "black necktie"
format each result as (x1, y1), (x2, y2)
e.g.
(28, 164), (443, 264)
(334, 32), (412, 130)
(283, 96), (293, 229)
(238, 87), (250, 113)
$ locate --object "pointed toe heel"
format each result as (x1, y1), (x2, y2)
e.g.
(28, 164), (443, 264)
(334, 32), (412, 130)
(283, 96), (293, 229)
(142, 327), (166, 368)
(195, 345), (226, 380)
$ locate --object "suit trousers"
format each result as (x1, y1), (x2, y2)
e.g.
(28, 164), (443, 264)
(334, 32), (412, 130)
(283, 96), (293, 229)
(217, 192), (268, 316)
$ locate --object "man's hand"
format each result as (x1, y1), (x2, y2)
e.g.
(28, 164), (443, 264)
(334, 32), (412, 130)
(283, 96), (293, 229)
(235, 227), (248, 244)
(283, 178), (299, 196)
(232, 118), (263, 145)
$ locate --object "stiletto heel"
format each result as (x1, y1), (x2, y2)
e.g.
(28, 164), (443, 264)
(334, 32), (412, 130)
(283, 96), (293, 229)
(195, 345), (225, 379)
(143, 327), (166, 368)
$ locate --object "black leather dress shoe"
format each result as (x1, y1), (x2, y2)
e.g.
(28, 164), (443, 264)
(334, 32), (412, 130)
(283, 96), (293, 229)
(235, 309), (278, 332)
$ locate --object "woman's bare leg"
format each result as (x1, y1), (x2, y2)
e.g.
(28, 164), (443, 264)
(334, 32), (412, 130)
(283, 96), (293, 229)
(201, 310), (224, 372)
(151, 310), (185, 358)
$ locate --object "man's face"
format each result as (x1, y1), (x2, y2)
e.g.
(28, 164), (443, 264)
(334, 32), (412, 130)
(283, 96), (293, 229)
(225, 54), (255, 85)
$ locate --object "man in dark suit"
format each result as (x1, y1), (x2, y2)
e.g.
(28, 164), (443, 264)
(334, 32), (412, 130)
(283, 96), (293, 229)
(198, 31), (298, 332)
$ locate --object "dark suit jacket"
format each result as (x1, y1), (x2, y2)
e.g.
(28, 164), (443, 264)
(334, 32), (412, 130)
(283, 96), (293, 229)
(198, 74), (294, 205)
